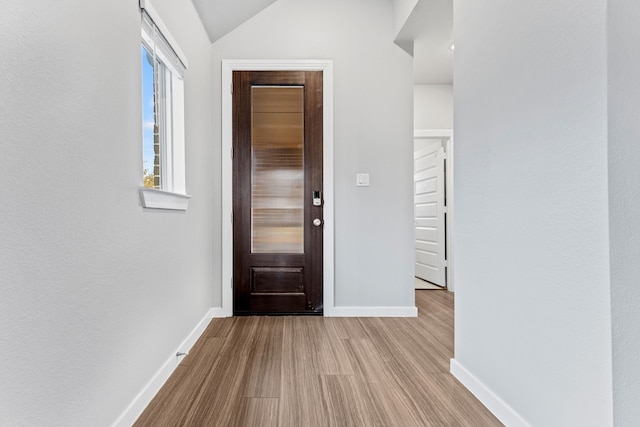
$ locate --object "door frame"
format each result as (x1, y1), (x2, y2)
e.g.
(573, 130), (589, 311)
(221, 60), (335, 317)
(414, 129), (455, 292)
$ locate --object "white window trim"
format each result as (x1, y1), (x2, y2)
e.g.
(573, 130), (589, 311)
(139, 0), (188, 69)
(139, 0), (190, 210)
(139, 187), (192, 211)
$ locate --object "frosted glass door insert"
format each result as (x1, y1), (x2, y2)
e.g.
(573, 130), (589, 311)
(251, 86), (304, 253)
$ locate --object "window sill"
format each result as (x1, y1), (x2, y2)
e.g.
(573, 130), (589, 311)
(139, 188), (192, 211)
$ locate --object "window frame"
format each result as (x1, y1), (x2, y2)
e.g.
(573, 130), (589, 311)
(139, 1), (191, 210)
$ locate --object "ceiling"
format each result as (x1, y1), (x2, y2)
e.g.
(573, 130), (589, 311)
(190, 0), (453, 85)
(191, 0), (277, 42)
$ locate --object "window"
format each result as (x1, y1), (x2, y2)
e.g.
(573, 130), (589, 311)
(139, 3), (190, 210)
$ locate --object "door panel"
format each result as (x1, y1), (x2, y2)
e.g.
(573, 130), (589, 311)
(233, 71), (323, 315)
(414, 138), (446, 287)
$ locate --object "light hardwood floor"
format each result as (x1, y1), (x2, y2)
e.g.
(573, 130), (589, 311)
(134, 291), (503, 426)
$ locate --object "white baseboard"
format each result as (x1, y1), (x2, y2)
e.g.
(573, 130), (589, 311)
(210, 306), (229, 318)
(450, 359), (531, 427)
(112, 308), (215, 427)
(326, 306), (418, 317)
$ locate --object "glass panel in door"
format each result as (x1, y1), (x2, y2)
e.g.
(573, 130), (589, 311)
(251, 86), (304, 253)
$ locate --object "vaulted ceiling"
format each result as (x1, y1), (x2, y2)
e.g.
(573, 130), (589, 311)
(190, 0), (453, 84)
(191, 0), (278, 42)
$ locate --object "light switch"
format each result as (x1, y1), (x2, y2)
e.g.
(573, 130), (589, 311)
(356, 173), (370, 187)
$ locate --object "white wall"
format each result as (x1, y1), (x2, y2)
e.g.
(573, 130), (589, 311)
(608, 2), (640, 425)
(211, 0), (415, 308)
(0, 0), (214, 425)
(414, 84), (453, 130)
(453, 1), (613, 426)
(392, 0), (419, 37)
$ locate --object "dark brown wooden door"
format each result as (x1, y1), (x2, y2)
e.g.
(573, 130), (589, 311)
(233, 70), (323, 315)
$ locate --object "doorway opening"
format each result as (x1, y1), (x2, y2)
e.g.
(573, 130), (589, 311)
(414, 130), (454, 292)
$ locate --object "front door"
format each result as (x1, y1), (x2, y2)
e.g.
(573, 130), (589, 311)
(233, 71), (323, 315)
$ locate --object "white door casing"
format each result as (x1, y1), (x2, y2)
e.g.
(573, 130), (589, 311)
(221, 60), (335, 317)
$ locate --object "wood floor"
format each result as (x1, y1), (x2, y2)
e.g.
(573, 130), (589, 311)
(134, 291), (502, 426)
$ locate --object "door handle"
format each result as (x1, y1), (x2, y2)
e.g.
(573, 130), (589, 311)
(313, 218), (323, 227)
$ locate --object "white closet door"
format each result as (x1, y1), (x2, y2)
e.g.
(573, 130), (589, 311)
(414, 138), (446, 287)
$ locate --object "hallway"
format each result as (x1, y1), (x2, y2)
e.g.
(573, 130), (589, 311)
(135, 291), (502, 426)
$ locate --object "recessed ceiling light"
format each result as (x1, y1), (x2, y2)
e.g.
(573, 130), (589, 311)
(449, 43), (455, 51)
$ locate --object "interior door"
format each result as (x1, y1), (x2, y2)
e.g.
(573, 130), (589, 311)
(233, 70), (323, 315)
(414, 138), (446, 287)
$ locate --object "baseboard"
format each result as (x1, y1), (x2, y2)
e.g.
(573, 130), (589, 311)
(450, 359), (531, 427)
(210, 306), (229, 318)
(326, 306), (418, 317)
(112, 308), (215, 427)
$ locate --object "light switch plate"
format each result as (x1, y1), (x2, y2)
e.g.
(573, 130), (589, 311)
(356, 173), (370, 187)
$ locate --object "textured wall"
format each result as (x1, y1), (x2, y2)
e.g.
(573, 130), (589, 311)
(0, 0), (214, 424)
(453, 0), (613, 425)
(211, 0), (415, 308)
(608, 2), (640, 425)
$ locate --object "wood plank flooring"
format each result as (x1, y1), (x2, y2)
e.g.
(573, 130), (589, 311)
(134, 291), (503, 426)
